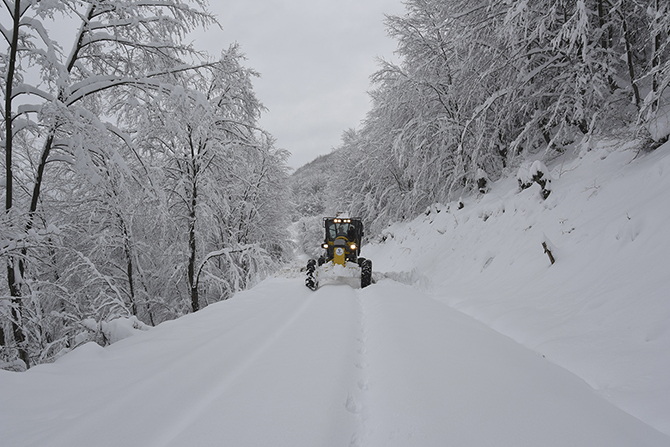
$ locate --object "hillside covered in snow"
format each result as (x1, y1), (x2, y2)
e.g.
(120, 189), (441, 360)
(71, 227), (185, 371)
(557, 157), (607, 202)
(365, 137), (670, 436)
(1, 137), (669, 446)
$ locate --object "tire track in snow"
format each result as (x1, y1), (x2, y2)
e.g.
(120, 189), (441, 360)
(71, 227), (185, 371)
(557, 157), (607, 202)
(347, 289), (372, 447)
(153, 281), (367, 447)
(23, 285), (317, 447)
(151, 291), (315, 447)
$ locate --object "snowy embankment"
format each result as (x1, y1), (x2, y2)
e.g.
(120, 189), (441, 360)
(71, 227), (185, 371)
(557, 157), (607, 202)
(366, 137), (670, 436)
(1, 138), (669, 446)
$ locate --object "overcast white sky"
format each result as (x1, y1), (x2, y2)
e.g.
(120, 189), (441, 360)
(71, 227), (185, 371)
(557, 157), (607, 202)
(190, 0), (405, 169)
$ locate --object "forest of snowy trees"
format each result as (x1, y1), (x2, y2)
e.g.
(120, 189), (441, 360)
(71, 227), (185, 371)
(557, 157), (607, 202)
(328, 0), (670, 235)
(1, 1), (291, 369)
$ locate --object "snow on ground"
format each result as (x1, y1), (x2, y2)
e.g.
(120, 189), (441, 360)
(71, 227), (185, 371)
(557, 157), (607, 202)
(366, 137), (670, 436)
(1, 279), (668, 446)
(1, 137), (669, 446)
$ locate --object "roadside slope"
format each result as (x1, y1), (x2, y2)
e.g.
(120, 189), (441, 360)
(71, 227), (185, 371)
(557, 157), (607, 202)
(365, 139), (670, 435)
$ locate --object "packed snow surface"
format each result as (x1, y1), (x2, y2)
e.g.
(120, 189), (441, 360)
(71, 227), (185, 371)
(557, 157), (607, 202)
(2, 138), (670, 446)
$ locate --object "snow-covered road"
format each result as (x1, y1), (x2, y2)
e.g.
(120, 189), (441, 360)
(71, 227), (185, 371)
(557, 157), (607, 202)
(2, 276), (668, 446)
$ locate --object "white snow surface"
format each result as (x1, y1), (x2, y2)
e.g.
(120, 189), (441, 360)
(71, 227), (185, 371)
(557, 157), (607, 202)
(2, 138), (670, 446)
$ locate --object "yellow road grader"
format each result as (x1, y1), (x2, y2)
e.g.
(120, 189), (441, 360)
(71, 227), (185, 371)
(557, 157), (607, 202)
(305, 217), (372, 290)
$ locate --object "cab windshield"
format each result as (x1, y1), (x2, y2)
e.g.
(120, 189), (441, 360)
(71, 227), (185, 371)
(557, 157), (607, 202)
(327, 222), (356, 241)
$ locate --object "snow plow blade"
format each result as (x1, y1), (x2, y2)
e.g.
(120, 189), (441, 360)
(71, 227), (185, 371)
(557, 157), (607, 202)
(310, 261), (361, 290)
(306, 258), (372, 290)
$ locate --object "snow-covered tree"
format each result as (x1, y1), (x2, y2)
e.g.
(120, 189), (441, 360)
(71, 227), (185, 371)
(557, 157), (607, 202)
(134, 46), (290, 313)
(0, 0), (238, 368)
(334, 0), (670, 237)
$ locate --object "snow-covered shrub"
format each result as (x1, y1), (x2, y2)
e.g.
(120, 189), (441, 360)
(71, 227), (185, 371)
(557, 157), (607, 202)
(517, 161), (552, 199)
(476, 169), (490, 194)
(647, 106), (670, 143)
(75, 316), (151, 348)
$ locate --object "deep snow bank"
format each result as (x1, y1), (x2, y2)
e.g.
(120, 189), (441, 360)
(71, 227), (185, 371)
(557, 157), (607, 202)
(365, 137), (670, 435)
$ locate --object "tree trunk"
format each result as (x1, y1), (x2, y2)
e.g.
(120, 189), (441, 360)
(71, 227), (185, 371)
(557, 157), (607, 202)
(651, 0), (661, 112)
(188, 211), (199, 312)
(125, 244), (138, 317)
(7, 263), (30, 368)
(118, 215), (138, 316)
(188, 177), (199, 313)
(1, 2), (89, 368)
(186, 128), (202, 313)
(4, 0), (30, 369)
(620, 15), (641, 109)
(597, 0), (617, 93)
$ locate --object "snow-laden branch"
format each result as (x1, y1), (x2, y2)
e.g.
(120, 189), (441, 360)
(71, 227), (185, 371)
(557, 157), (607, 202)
(19, 16), (53, 48)
(194, 245), (259, 291)
(457, 88), (510, 154)
(10, 118), (37, 135)
(87, 15), (177, 32)
(16, 103), (41, 115)
(11, 83), (54, 101)
(3, 0), (35, 19)
(65, 77), (167, 105)
(80, 29), (182, 49)
(73, 250), (130, 318)
(64, 62), (216, 106)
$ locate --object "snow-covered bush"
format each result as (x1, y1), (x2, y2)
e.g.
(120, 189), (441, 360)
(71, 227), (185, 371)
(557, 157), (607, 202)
(476, 169), (490, 194)
(76, 316), (151, 347)
(517, 161), (553, 200)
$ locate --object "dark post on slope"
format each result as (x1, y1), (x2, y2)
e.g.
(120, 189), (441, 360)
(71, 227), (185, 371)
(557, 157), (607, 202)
(542, 241), (556, 265)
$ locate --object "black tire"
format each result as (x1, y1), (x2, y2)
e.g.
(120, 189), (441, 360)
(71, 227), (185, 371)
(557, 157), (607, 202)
(360, 259), (372, 288)
(306, 259), (318, 290)
(318, 256), (326, 266)
(306, 274), (317, 291)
